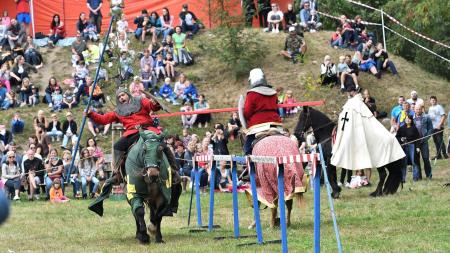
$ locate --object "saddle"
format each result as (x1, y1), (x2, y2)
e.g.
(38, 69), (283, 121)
(252, 127), (285, 149)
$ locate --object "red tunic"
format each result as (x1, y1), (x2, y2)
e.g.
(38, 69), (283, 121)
(244, 91), (281, 128)
(88, 98), (162, 137)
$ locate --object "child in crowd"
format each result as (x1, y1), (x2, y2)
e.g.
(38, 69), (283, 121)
(119, 51), (133, 80)
(85, 18), (99, 42)
(29, 85), (38, 106)
(19, 77), (32, 107)
(349, 170), (369, 189)
(10, 112), (24, 134)
(73, 60), (89, 87)
(116, 14), (129, 35)
(154, 54), (166, 80)
(51, 88), (63, 112)
(218, 161), (232, 192)
(180, 100), (196, 128)
(0, 63), (11, 92)
(283, 90), (298, 116)
(159, 77), (180, 105)
(49, 178), (70, 203)
(330, 27), (342, 48)
(0, 10), (11, 39)
(141, 64), (154, 91)
(62, 84), (77, 109)
(337, 55), (359, 90)
(164, 52), (176, 79)
(129, 76), (145, 98)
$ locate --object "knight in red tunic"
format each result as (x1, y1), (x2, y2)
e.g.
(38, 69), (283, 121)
(243, 68), (282, 154)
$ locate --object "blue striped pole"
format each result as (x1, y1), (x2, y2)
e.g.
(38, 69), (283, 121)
(249, 161), (263, 244)
(208, 161), (216, 231)
(278, 164), (288, 253)
(195, 166), (202, 227)
(318, 144), (343, 253)
(231, 158), (240, 238)
(68, 15), (115, 175)
(314, 155), (321, 253)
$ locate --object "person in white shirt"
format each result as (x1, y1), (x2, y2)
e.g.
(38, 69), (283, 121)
(406, 90), (424, 108)
(266, 3), (284, 33)
(427, 96), (448, 159)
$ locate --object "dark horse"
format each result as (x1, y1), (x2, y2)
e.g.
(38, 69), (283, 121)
(294, 106), (404, 198)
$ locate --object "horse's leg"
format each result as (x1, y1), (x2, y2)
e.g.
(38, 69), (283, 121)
(385, 159), (403, 195)
(131, 198), (150, 244)
(327, 163), (341, 199)
(271, 208), (279, 228)
(370, 167), (386, 197)
(286, 199), (293, 228)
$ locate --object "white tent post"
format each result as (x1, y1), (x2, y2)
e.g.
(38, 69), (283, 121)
(381, 8), (387, 52)
(30, 0), (36, 38)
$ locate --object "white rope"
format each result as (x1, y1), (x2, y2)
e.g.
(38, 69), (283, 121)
(400, 129), (445, 146)
(345, 0), (380, 12)
(384, 26), (450, 63)
(316, 11), (382, 26)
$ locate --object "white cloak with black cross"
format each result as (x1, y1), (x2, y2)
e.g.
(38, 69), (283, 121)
(331, 94), (405, 170)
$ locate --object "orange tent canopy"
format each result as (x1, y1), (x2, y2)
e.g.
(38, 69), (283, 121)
(2, 0), (293, 37)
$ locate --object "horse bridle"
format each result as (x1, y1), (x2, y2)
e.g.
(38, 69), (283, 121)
(300, 110), (336, 137)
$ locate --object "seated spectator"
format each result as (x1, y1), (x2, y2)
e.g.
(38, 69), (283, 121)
(119, 51), (133, 80)
(217, 161), (232, 192)
(173, 73), (186, 99)
(49, 178), (69, 203)
(29, 84), (38, 106)
(227, 112), (241, 140)
(116, 13), (129, 35)
(0, 10), (11, 39)
(140, 49), (154, 71)
(46, 113), (63, 142)
(353, 39), (379, 78)
(18, 77), (32, 106)
(352, 15), (366, 43)
(149, 11), (162, 37)
(141, 64), (154, 91)
(61, 111), (78, 150)
(23, 36), (43, 68)
(283, 90), (298, 116)
(62, 150), (80, 198)
(320, 55), (337, 85)
(117, 31), (130, 52)
(339, 15), (356, 48)
(160, 7), (174, 40)
(71, 34), (87, 67)
(76, 12), (89, 41)
(300, 2), (321, 32)
(371, 43), (399, 77)
(173, 141), (185, 169)
(75, 75), (90, 104)
(330, 27), (342, 48)
(51, 87), (63, 112)
(134, 9), (148, 40)
(396, 115), (420, 183)
(194, 94), (211, 128)
(172, 26), (193, 65)
(2, 89), (17, 110)
(1, 151), (21, 200)
(180, 100), (196, 128)
(164, 52), (176, 79)
(33, 109), (48, 137)
(179, 4), (199, 37)
(284, 4), (297, 32)
(182, 79), (198, 104)
(0, 82), (7, 108)
(266, 3), (283, 33)
(10, 112), (24, 134)
(87, 81), (106, 105)
(362, 89), (378, 117)
(44, 148), (64, 199)
(0, 63), (10, 92)
(161, 35), (174, 58)
(7, 19), (26, 50)
(9, 55), (37, 88)
(44, 77), (60, 106)
(48, 14), (66, 47)
(337, 55), (359, 91)
(407, 90), (424, 108)
(86, 138), (105, 178)
(85, 17), (99, 42)
(78, 148), (99, 199)
(23, 148), (45, 200)
(154, 53), (166, 80)
(62, 84), (77, 109)
(27, 136), (43, 158)
(129, 76), (145, 98)
(280, 27), (307, 64)
(36, 123), (52, 158)
(73, 60), (89, 87)
(159, 77), (180, 105)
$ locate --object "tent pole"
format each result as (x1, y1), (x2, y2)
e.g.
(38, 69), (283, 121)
(30, 0), (35, 38)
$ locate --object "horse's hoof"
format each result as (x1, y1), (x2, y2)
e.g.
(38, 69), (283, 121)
(147, 223), (157, 236)
(137, 233), (150, 244)
(331, 191), (340, 199)
(247, 221), (256, 229)
(286, 222), (291, 228)
(155, 239), (165, 244)
(369, 191), (381, 197)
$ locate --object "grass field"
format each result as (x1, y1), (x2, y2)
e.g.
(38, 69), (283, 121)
(1, 158), (449, 253)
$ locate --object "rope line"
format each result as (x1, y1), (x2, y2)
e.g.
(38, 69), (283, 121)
(316, 11), (381, 26)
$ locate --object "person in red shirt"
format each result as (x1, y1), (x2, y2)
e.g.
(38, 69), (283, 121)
(15, 0), (30, 34)
(243, 68), (282, 154)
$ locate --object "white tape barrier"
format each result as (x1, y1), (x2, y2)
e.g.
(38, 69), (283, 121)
(316, 11), (381, 26)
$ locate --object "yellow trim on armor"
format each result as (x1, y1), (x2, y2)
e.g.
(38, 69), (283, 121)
(167, 166), (172, 188)
(126, 175), (136, 200)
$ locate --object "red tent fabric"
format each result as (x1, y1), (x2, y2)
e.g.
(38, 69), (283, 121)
(2, 0), (293, 37)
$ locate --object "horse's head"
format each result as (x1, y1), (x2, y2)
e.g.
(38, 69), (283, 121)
(294, 106), (312, 142)
(139, 130), (164, 185)
(143, 166), (160, 185)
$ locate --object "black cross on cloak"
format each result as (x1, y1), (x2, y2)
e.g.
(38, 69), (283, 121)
(341, 112), (350, 131)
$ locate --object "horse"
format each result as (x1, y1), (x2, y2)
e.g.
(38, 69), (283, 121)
(294, 106), (341, 198)
(294, 106), (403, 198)
(89, 130), (181, 244)
(247, 134), (306, 228)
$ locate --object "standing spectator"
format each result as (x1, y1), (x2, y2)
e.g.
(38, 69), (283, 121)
(48, 14), (66, 47)
(266, 3), (283, 33)
(320, 55), (337, 85)
(117, 31), (130, 52)
(258, 0), (271, 28)
(164, 52), (176, 79)
(61, 111), (78, 150)
(153, 53), (166, 80)
(86, 0), (103, 33)
(23, 148), (45, 200)
(139, 49), (154, 72)
(181, 141), (195, 192)
(413, 104), (433, 180)
(173, 141), (185, 170)
(396, 115), (420, 183)
(141, 64), (154, 91)
(283, 90), (298, 116)
(371, 43), (399, 77)
(407, 90), (424, 108)
(227, 112), (241, 141)
(78, 148), (99, 198)
(36, 124), (52, 158)
(194, 94), (211, 128)
(428, 96), (448, 159)
(86, 138), (105, 175)
(397, 101), (414, 128)
(179, 4), (199, 36)
(119, 51), (133, 80)
(0, 63), (11, 92)
(46, 113), (63, 142)
(1, 151), (21, 200)
(284, 3), (297, 31)
(280, 26), (307, 64)
(181, 128), (192, 147)
(353, 15), (366, 43)
(390, 96), (405, 132)
(211, 123), (229, 155)
(160, 7), (174, 40)
(62, 150), (80, 198)
(15, 0), (30, 34)
(76, 12), (89, 40)
(10, 112), (24, 134)
(44, 148), (64, 199)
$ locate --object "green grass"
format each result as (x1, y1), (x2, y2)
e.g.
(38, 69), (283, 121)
(2, 158), (449, 252)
